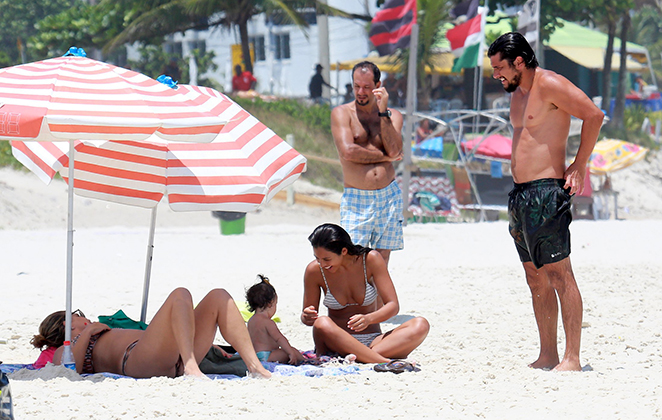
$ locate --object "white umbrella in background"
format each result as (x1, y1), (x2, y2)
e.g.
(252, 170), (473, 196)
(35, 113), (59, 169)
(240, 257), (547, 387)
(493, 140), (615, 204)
(12, 83), (307, 321)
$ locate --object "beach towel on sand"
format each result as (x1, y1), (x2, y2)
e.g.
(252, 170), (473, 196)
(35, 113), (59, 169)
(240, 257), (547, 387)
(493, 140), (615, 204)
(1, 358), (367, 380)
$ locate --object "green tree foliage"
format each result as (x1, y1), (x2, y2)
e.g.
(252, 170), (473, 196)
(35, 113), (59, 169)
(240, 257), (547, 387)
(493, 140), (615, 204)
(0, 0), (77, 66)
(30, 0), (171, 59)
(126, 45), (218, 87)
(630, 5), (662, 84)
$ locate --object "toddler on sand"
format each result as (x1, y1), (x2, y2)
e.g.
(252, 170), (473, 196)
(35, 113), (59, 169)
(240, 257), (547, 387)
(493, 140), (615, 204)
(246, 275), (304, 365)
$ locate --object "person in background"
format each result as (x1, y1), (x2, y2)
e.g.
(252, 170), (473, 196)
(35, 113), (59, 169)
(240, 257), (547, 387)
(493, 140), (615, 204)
(232, 64), (257, 92)
(488, 32), (604, 371)
(343, 83), (354, 104)
(632, 75), (648, 97)
(415, 118), (433, 144)
(309, 64), (334, 104)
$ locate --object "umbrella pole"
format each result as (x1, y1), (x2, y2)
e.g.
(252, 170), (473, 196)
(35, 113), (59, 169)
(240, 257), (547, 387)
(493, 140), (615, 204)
(140, 206), (158, 323)
(65, 138), (75, 343)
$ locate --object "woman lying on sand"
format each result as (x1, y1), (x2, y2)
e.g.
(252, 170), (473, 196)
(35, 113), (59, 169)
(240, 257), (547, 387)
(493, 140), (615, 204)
(32, 288), (271, 378)
(301, 224), (429, 364)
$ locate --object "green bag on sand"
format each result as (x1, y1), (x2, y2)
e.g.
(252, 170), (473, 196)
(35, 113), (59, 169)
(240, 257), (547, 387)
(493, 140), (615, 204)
(198, 346), (248, 377)
(98, 310), (148, 330)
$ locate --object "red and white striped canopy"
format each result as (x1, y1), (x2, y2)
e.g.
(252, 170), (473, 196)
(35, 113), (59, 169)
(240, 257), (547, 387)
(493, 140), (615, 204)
(0, 55), (227, 143)
(12, 86), (307, 212)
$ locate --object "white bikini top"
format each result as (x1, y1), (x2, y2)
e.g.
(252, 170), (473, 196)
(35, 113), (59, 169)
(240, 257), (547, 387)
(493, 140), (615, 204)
(320, 253), (378, 310)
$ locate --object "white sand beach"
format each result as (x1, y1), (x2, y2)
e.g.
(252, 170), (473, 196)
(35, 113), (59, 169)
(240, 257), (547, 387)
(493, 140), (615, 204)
(1, 150), (661, 419)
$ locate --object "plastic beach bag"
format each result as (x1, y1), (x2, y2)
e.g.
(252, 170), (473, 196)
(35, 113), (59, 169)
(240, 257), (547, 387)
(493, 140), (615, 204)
(0, 370), (14, 420)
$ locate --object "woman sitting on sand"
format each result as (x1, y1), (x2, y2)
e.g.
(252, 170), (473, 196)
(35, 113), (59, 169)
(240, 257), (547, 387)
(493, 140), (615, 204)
(31, 287), (271, 378)
(301, 224), (429, 365)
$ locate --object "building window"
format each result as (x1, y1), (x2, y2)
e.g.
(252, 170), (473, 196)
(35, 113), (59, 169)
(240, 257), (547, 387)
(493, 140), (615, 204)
(268, 8), (316, 25)
(164, 42), (182, 56)
(188, 40), (206, 55)
(274, 33), (290, 60)
(249, 36), (266, 62)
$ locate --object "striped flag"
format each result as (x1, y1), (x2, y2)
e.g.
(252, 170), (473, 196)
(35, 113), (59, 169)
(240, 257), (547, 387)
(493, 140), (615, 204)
(446, 0), (487, 72)
(368, 0), (417, 56)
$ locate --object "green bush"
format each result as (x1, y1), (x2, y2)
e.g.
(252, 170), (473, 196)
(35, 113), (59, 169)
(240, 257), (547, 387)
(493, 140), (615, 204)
(235, 97), (332, 133)
(0, 141), (22, 169)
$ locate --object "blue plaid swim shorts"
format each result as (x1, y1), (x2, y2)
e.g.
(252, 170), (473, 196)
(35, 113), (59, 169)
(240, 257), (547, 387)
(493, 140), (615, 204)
(340, 180), (404, 250)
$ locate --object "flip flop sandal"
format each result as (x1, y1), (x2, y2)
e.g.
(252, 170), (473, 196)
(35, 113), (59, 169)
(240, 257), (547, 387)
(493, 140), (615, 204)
(373, 360), (417, 374)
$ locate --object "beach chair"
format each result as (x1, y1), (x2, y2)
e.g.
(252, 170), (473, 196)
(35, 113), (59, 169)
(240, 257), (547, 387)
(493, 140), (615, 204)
(398, 174), (461, 223)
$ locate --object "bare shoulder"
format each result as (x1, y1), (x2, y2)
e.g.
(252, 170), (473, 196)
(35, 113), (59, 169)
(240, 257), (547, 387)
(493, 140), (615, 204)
(331, 102), (354, 119)
(250, 313), (272, 328)
(536, 68), (597, 114)
(536, 68), (575, 94)
(304, 260), (322, 281)
(366, 250), (387, 269)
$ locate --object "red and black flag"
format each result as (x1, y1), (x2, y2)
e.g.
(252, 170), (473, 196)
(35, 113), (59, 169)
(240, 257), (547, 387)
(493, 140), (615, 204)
(368, 0), (417, 56)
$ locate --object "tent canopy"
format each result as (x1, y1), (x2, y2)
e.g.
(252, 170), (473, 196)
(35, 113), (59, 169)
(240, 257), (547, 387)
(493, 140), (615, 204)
(483, 16), (647, 71)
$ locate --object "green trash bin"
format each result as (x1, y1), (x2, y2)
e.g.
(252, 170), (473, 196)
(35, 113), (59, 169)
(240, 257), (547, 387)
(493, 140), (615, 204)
(213, 211), (246, 235)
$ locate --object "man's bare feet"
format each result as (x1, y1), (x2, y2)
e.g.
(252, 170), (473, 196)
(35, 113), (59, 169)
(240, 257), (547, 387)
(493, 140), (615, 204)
(552, 359), (582, 372)
(528, 357), (559, 370)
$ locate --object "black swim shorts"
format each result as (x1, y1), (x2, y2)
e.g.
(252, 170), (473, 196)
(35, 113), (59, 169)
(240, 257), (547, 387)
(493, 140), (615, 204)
(508, 178), (573, 269)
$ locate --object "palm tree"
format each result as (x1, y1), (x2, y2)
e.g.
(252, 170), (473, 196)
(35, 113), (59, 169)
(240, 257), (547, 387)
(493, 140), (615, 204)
(586, 0), (622, 120)
(610, 0), (661, 128)
(629, 4), (662, 84)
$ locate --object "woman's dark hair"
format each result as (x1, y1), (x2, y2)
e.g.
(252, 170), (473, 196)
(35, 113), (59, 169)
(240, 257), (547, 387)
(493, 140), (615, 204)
(352, 61), (381, 84)
(487, 32), (539, 69)
(31, 310), (66, 350)
(246, 274), (277, 313)
(307, 223), (371, 256)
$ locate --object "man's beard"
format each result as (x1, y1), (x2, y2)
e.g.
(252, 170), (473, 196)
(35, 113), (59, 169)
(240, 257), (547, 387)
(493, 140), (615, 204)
(355, 98), (369, 106)
(503, 71), (522, 93)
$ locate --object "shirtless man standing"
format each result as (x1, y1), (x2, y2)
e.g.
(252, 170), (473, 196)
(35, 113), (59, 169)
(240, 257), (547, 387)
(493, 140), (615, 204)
(488, 32), (604, 371)
(330, 61), (404, 265)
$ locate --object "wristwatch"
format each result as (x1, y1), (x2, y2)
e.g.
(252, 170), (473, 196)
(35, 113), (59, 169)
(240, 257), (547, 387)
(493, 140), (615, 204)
(378, 109), (391, 118)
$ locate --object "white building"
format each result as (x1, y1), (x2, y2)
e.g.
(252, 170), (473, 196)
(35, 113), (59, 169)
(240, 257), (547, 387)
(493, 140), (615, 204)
(129, 0), (378, 98)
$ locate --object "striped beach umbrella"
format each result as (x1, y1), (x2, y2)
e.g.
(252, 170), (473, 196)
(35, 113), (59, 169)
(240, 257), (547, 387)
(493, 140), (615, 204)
(0, 48), (231, 346)
(12, 85), (306, 212)
(12, 84), (307, 320)
(0, 50), (227, 143)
